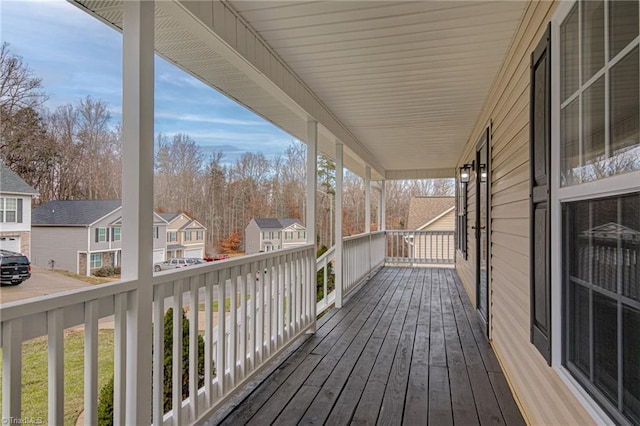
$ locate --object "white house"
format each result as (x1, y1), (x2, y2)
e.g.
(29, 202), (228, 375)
(0, 163), (39, 256)
(245, 218), (307, 254)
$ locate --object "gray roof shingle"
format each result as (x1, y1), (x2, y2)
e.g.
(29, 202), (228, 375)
(32, 200), (122, 226)
(0, 163), (38, 195)
(159, 213), (180, 222)
(253, 218), (303, 230)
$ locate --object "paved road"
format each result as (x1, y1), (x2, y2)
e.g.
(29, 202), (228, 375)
(0, 266), (91, 304)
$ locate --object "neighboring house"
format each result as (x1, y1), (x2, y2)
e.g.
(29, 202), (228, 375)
(31, 200), (168, 275)
(245, 218), (306, 254)
(406, 197), (455, 262)
(0, 163), (39, 257)
(159, 212), (207, 259)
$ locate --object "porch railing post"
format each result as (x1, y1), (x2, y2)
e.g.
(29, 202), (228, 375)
(306, 120), (317, 330)
(122, 1), (155, 423)
(335, 141), (344, 308)
(365, 166), (371, 278)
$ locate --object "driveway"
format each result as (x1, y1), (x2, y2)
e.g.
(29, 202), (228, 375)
(0, 266), (92, 304)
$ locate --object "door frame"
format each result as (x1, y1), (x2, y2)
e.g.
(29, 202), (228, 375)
(475, 124), (492, 336)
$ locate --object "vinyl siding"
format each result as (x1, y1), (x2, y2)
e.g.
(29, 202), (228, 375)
(31, 226), (87, 273)
(455, 1), (594, 424)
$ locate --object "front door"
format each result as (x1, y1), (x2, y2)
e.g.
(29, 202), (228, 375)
(476, 128), (490, 334)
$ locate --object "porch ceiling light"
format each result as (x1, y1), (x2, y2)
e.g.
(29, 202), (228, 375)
(459, 161), (474, 183)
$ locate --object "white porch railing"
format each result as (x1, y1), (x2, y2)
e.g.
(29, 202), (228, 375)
(315, 245), (336, 315)
(385, 230), (456, 264)
(342, 231), (386, 298)
(0, 244), (316, 425)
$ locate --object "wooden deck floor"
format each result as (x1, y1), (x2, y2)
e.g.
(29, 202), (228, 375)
(213, 267), (525, 425)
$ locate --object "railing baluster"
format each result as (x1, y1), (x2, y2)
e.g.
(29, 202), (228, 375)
(204, 272), (214, 405)
(84, 299), (99, 426)
(250, 261), (257, 369)
(285, 253), (292, 342)
(153, 285), (164, 426)
(114, 293), (128, 426)
(229, 267), (238, 387)
(48, 309), (64, 425)
(217, 270), (225, 398)
(239, 263), (247, 380)
(265, 257), (272, 357)
(2, 319), (22, 422)
(172, 280), (183, 426)
(277, 255), (284, 348)
(189, 276), (199, 421)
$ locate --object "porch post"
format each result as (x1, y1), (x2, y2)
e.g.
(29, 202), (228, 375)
(365, 166), (371, 277)
(121, 1), (154, 424)
(380, 180), (386, 231)
(306, 120), (317, 330)
(365, 166), (371, 233)
(335, 141), (344, 308)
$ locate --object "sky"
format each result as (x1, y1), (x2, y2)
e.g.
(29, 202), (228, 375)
(1, 0), (296, 163)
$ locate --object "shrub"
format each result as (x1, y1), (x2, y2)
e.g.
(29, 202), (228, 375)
(97, 308), (213, 425)
(93, 266), (115, 277)
(97, 376), (114, 426)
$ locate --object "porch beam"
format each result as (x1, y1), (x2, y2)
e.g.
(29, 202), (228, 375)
(121, 1), (154, 423)
(335, 141), (344, 308)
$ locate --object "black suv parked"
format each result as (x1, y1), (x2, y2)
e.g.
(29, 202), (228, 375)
(0, 250), (31, 285)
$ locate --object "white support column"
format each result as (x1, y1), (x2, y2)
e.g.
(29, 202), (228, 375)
(380, 180), (387, 231)
(306, 120), (318, 331)
(306, 121), (317, 246)
(365, 166), (372, 278)
(121, 1), (154, 423)
(365, 166), (371, 233)
(335, 142), (344, 308)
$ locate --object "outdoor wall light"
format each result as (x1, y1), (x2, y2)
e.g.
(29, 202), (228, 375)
(459, 161), (474, 183)
(479, 163), (487, 182)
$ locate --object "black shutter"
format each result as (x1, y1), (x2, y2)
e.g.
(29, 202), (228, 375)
(95, 228), (99, 243)
(530, 23), (552, 365)
(17, 199), (22, 223)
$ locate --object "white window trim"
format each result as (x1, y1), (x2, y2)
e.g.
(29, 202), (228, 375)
(97, 227), (108, 243)
(90, 253), (103, 269)
(550, 2), (640, 424)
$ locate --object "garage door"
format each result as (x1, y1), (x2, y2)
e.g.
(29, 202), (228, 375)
(184, 248), (202, 258)
(153, 249), (165, 264)
(0, 236), (21, 253)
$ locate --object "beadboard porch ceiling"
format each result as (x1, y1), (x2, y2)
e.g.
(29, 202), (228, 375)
(73, 1), (527, 180)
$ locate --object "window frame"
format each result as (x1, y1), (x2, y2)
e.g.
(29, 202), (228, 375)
(96, 227), (108, 243)
(550, 1), (640, 423)
(112, 226), (121, 242)
(90, 253), (102, 269)
(0, 197), (20, 223)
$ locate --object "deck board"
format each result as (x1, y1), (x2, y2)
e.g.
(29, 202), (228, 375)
(215, 267), (525, 425)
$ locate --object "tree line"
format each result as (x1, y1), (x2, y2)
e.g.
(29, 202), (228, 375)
(1, 42), (453, 255)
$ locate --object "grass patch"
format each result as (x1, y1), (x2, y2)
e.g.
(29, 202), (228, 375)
(0, 329), (114, 425)
(51, 269), (115, 285)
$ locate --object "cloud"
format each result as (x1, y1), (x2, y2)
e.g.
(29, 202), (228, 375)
(155, 111), (266, 127)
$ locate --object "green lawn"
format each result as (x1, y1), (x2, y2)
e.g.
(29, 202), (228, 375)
(0, 329), (114, 425)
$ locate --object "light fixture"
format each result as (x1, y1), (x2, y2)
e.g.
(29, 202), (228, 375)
(459, 161), (474, 183)
(479, 163), (487, 182)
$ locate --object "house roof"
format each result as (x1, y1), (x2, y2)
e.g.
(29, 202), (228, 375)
(159, 213), (180, 223)
(0, 163), (38, 195)
(407, 197), (455, 230)
(253, 218), (303, 230)
(32, 200), (122, 226)
(32, 200), (169, 226)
